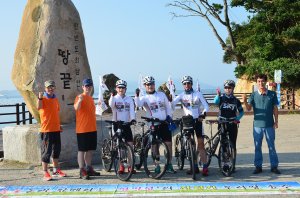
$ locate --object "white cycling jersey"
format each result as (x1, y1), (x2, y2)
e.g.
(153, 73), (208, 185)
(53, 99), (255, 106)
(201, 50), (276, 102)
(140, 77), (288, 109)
(109, 94), (135, 122)
(135, 91), (172, 121)
(172, 90), (209, 119)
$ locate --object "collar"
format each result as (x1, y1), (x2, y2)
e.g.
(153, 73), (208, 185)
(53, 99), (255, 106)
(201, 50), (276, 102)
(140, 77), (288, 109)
(258, 89), (268, 95)
(146, 90), (156, 95)
(44, 93), (56, 99)
(223, 93), (234, 98)
(185, 88), (194, 94)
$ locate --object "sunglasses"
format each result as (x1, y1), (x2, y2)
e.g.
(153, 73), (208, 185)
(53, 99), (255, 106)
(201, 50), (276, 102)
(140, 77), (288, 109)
(84, 85), (93, 87)
(117, 87), (126, 89)
(224, 87), (232, 89)
(145, 83), (154, 86)
(183, 82), (191, 85)
(46, 85), (55, 89)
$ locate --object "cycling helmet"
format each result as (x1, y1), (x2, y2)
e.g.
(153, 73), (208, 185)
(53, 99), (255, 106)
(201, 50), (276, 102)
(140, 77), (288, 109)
(224, 79), (235, 88)
(181, 75), (193, 84)
(143, 76), (155, 84)
(115, 79), (127, 88)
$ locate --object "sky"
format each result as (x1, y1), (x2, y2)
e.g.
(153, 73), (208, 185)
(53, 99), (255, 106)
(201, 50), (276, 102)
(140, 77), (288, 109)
(0, 1), (249, 91)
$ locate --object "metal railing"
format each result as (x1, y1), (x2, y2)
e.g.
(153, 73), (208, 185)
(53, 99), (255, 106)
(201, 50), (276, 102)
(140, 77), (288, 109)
(0, 103), (34, 126)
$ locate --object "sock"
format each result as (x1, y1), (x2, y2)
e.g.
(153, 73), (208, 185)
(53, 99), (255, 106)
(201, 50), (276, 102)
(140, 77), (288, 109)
(53, 167), (57, 173)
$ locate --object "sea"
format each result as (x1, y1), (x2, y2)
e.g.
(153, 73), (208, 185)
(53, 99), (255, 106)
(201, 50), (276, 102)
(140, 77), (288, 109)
(0, 87), (218, 130)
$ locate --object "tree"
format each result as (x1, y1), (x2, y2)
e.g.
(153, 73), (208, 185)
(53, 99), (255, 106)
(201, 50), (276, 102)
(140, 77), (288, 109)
(167, 0), (245, 65)
(168, 0), (300, 88)
(231, 0), (300, 88)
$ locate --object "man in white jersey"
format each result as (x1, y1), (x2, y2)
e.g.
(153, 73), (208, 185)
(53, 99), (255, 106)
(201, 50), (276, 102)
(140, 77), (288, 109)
(172, 75), (209, 176)
(109, 79), (136, 174)
(135, 76), (176, 174)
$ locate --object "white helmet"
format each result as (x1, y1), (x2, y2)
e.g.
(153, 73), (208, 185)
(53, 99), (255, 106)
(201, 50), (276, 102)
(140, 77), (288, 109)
(181, 75), (193, 84)
(116, 79), (127, 88)
(224, 79), (235, 88)
(143, 76), (155, 84)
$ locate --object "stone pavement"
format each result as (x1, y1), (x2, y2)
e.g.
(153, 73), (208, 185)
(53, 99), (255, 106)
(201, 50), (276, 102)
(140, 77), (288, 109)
(0, 113), (300, 197)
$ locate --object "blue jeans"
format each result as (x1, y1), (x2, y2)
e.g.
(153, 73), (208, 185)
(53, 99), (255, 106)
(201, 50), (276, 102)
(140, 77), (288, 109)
(253, 127), (279, 169)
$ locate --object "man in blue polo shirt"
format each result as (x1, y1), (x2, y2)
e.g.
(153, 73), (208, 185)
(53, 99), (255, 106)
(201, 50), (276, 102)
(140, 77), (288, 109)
(243, 74), (280, 174)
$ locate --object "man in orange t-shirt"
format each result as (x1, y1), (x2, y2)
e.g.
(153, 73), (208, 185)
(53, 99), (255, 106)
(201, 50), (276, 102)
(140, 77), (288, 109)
(37, 80), (66, 181)
(74, 78), (100, 180)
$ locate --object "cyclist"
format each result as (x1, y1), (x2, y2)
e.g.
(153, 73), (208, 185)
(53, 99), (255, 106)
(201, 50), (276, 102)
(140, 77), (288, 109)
(108, 79), (136, 174)
(135, 76), (176, 174)
(213, 79), (244, 172)
(172, 75), (209, 176)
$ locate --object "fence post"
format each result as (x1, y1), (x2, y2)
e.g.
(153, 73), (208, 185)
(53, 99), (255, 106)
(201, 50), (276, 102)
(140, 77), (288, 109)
(292, 89), (295, 110)
(22, 103), (26, 124)
(29, 111), (33, 124)
(16, 103), (20, 125)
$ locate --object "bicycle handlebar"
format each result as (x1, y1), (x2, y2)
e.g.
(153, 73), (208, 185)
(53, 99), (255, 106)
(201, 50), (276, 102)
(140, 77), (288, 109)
(140, 116), (164, 123)
(205, 119), (240, 125)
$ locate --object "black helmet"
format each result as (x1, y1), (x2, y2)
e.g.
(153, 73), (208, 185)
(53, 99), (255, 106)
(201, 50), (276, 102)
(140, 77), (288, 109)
(224, 79), (235, 88)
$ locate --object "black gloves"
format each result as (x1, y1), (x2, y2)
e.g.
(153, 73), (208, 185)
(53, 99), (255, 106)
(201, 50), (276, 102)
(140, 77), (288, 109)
(135, 88), (140, 97)
(130, 119), (137, 125)
(199, 112), (207, 119)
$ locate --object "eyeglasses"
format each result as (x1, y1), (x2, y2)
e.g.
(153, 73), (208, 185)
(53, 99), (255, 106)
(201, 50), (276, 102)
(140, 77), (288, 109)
(84, 85), (92, 88)
(145, 83), (154, 86)
(224, 87), (232, 89)
(117, 87), (126, 89)
(46, 86), (55, 89)
(183, 82), (191, 85)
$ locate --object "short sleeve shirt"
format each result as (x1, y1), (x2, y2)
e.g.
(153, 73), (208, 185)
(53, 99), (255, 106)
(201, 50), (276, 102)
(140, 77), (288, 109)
(249, 90), (278, 128)
(75, 94), (97, 133)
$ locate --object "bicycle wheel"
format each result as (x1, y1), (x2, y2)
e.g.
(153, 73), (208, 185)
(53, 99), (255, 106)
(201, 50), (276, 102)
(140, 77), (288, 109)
(114, 141), (135, 181)
(101, 138), (113, 172)
(187, 140), (196, 180)
(175, 134), (184, 170)
(144, 139), (169, 179)
(218, 139), (236, 177)
(133, 134), (143, 170)
(199, 135), (211, 167)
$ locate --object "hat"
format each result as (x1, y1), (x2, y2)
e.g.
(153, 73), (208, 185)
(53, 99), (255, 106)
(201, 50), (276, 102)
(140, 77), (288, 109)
(44, 80), (55, 87)
(82, 78), (93, 86)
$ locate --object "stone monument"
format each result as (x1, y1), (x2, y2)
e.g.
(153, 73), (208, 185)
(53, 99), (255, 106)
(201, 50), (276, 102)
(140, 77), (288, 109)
(11, 0), (92, 124)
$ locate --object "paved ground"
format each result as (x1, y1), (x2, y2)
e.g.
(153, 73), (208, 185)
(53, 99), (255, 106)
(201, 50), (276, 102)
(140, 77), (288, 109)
(1, 113), (299, 187)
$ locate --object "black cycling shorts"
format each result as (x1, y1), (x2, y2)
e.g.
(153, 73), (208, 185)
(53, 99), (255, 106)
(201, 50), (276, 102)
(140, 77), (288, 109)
(157, 122), (172, 142)
(40, 132), (61, 163)
(193, 120), (205, 138)
(113, 124), (133, 142)
(77, 131), (97, 151)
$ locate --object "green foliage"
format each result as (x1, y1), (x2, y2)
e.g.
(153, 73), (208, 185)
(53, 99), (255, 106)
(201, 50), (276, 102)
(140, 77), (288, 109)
(231, 0), (300, 88)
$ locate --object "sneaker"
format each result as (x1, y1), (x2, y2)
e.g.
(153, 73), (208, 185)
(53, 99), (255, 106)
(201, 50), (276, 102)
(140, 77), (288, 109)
(223, 164), (230, 172)
(154, 164), (161, 174)
(202, 167), (209, 176)
(43, 171), (52, 181)
(87, 166), (100, 176)
(271, 167), (281, 174)
(253, 167), (262, 174)
(128, 166), (136, 174)
(52, 169), (66, 177)
(79, 168), (90, 180)
(166, 164), (177, 174)
(118, 164), (125, 174)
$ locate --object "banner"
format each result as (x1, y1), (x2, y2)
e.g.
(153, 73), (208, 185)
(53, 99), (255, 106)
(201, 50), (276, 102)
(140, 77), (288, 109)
(96, 75), (108, 115)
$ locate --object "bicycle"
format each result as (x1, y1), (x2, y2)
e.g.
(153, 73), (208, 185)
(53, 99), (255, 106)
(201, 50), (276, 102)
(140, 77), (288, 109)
(201, 118), (238, 177)
(133, 116), (170, 179)
(101, 120), (135, 181)
(174, 115), (197, 180)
